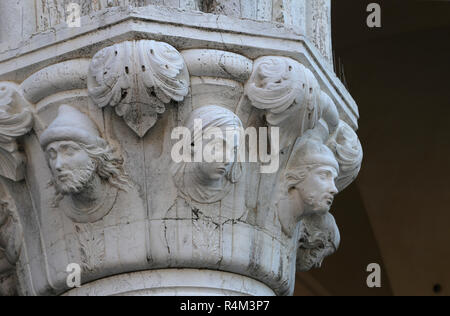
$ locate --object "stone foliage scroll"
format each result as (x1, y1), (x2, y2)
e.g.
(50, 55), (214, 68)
(88, 40), (190, 137)
(0, 84), (34, 182)
(245, 56), (339, 150)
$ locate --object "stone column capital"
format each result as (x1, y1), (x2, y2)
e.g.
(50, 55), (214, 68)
(0, 1), (362, 296)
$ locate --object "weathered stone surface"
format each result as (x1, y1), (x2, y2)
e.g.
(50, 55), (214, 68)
(0, 0), (361, 296)
(63, 269), (276, 296)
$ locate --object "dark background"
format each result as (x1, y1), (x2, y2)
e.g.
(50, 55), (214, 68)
(295, 0), (450, 296)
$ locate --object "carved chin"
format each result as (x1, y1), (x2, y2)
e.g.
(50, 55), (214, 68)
(56, 178), (85, 194)
(305, 195), (331, 214)
(54, 168), (95, 195)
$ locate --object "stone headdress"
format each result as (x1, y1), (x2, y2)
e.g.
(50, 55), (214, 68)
(40, 105), (105, 149)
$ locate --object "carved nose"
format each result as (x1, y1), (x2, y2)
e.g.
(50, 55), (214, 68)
(55, 157), (64, 172)
(330, 183), (338, 196)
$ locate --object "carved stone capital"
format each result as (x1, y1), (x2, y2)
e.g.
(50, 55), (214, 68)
(0, 1), (362, 296)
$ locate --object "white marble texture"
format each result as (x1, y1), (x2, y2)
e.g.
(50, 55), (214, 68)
(64, 269), (276, 296)
(0, 0), (361, 297)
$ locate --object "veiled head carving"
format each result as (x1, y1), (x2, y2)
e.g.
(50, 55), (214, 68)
(172, 105), (244, 204)
(88, 40), (190, 137)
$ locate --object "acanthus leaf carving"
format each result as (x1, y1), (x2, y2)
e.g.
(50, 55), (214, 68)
(326, 120), (363, 191)
(245, 56), (339, 150)
(88, 40), (190, 137)
(74, 223), (105, 273)
(0, 83), (34, 182)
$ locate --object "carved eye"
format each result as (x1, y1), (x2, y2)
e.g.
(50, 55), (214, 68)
(47, 150), (57, 160)
(64, 147), (77, 157)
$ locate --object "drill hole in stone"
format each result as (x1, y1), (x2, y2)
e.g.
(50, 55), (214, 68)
(125, 67), (129, 74)
(121, 89), (128, 100)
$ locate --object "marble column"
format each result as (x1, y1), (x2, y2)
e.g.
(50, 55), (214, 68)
(0, 0), (361, 296)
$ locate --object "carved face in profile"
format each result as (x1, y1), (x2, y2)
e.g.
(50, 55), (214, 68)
(46, 141), (96, 194)
(284, 139), (340, 223)
(290, 165), (338, 217)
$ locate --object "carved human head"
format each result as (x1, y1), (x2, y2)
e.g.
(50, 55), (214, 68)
(40, 105), (128, 202)
(297, 212), (340, 272)
(285, 138), (339, 217)
(185, 105), (244, 184)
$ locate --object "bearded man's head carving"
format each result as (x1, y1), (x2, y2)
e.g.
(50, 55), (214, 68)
(40, 105), (129, 220)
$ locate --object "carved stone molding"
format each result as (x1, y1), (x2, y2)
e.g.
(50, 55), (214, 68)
(88, 40), (190, 137)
